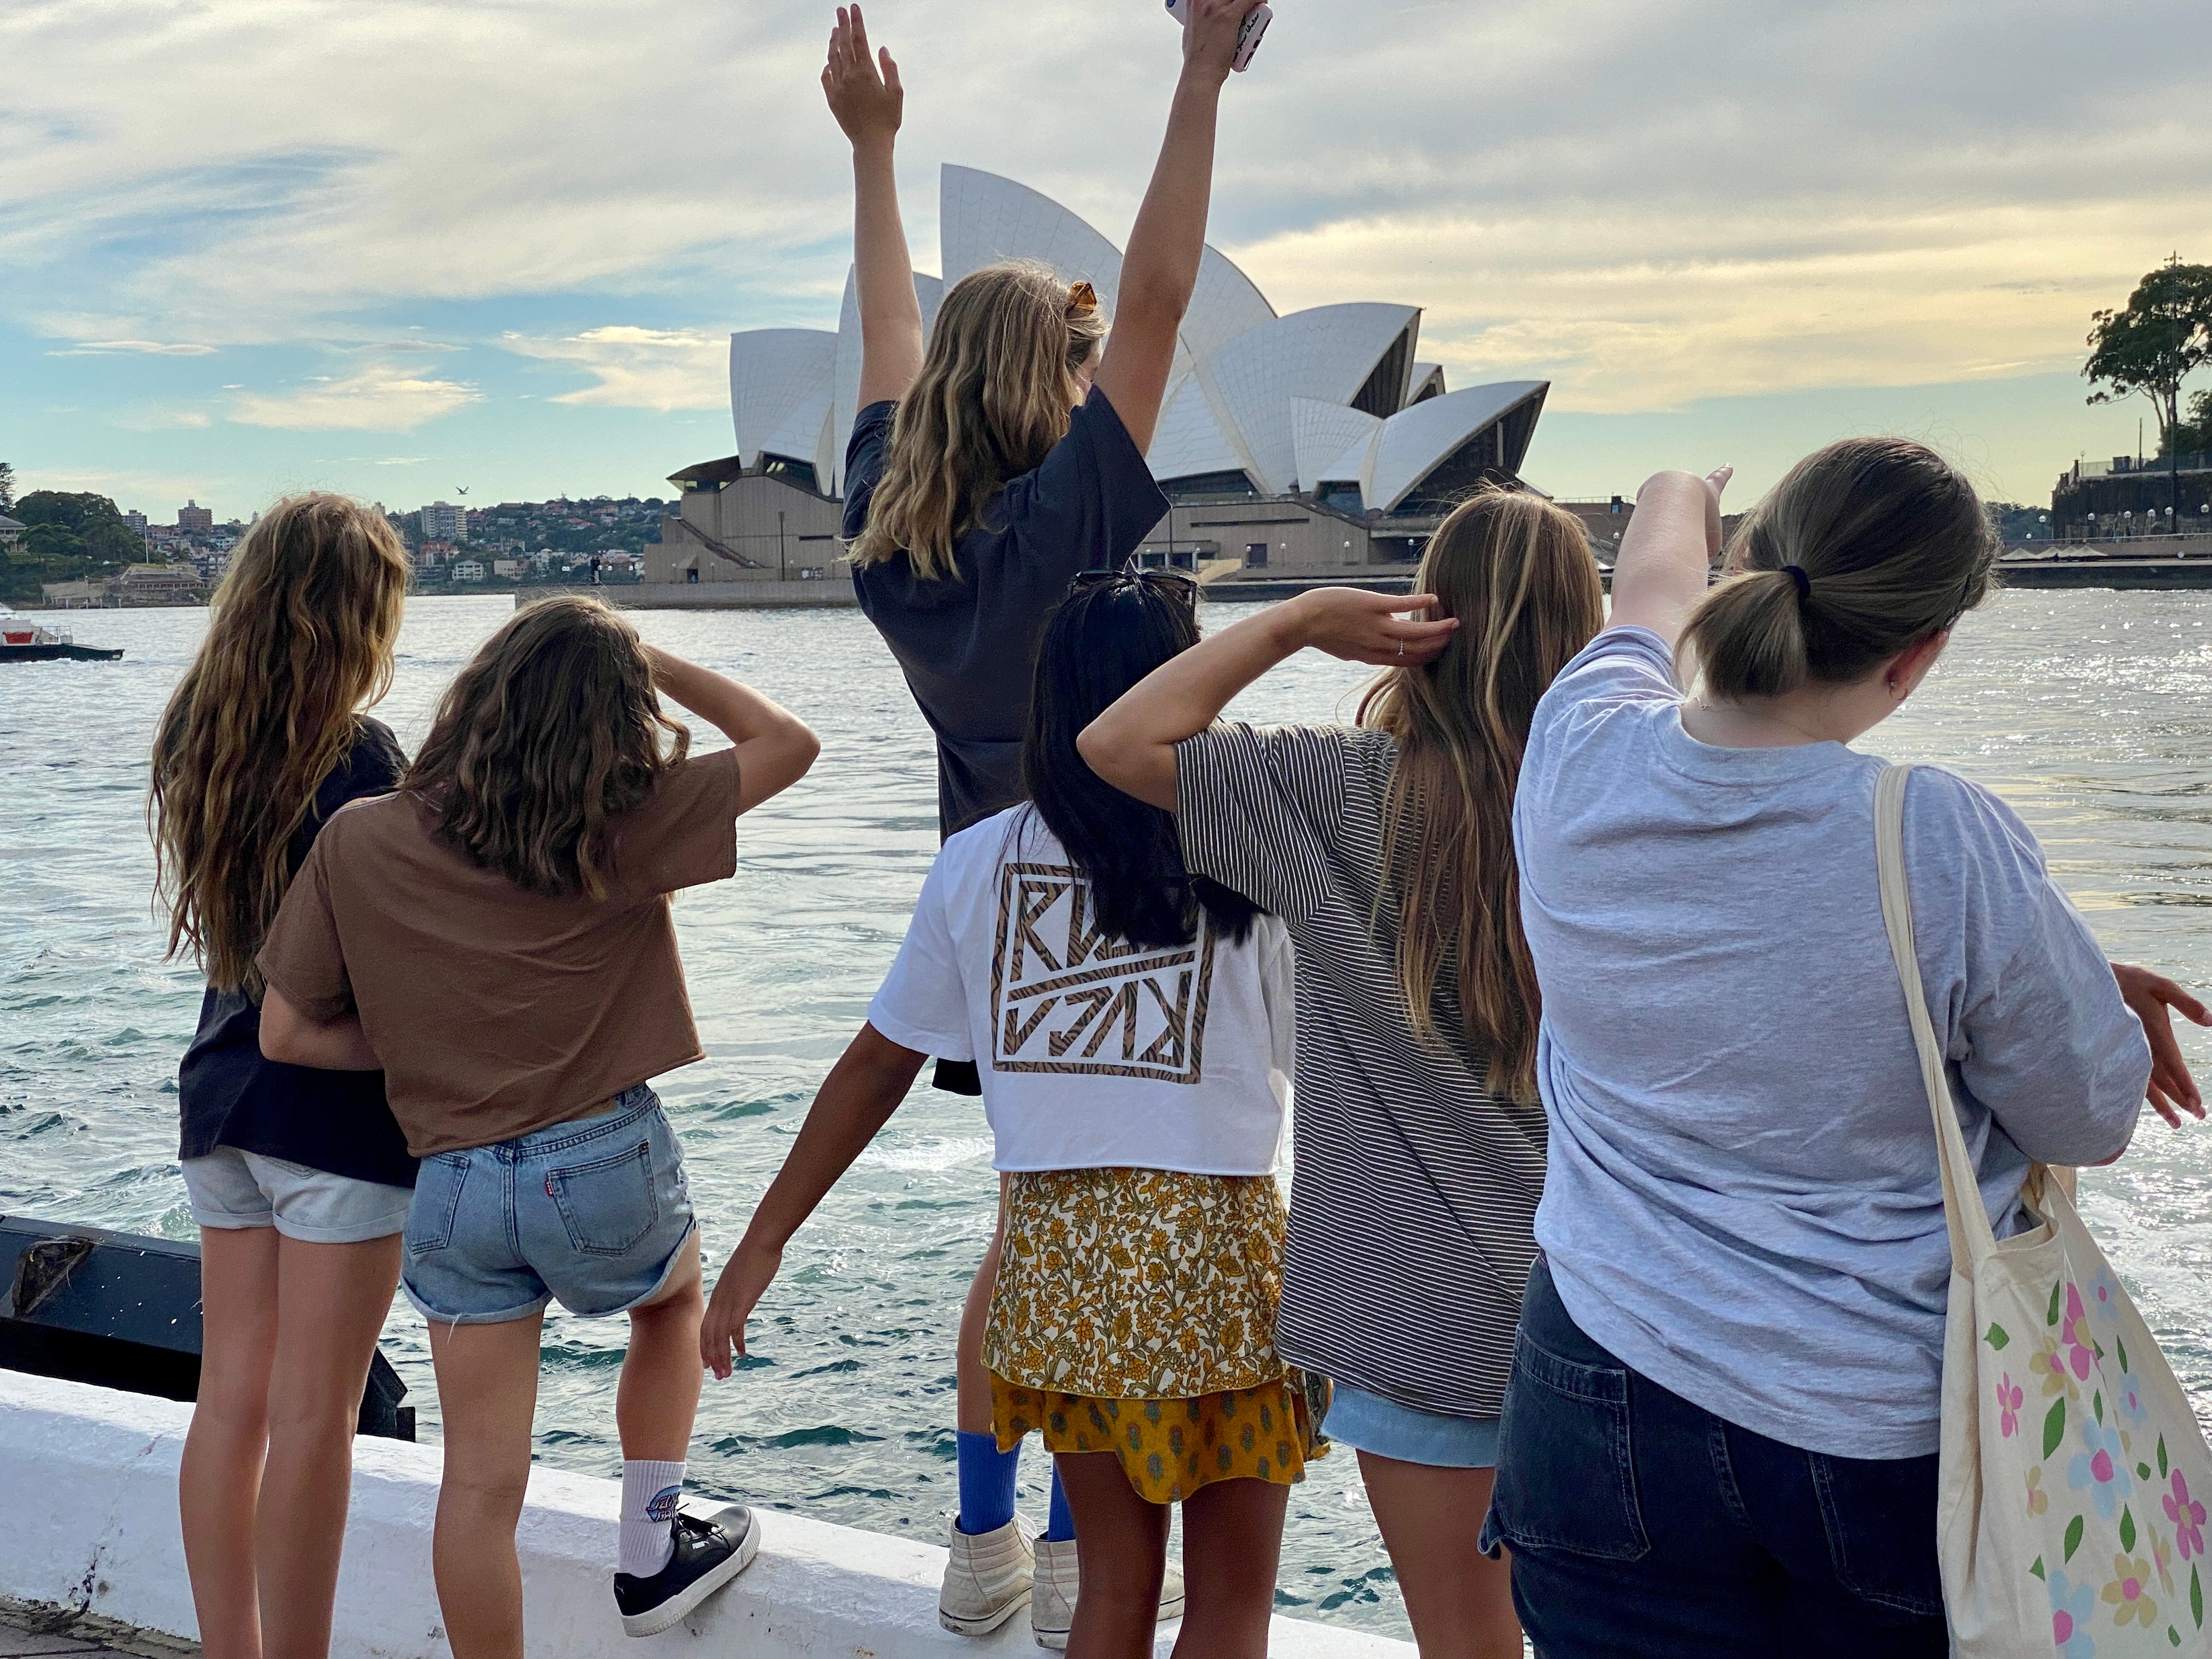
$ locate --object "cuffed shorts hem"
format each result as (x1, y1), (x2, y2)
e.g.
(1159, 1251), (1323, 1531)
(1322, 1384), (1500, 1469)
(401, 1282), (554, 1327)
(182, 1148), (413, 1244)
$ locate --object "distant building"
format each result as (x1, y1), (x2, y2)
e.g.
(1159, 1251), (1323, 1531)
(177, 501), (213, 536)
(2052, 453), (2212, 537)
(122, 510), (149, 537)
(115, 563), (207, 605)
(420, 501), (468, 543)
(450, 560), (486, 583)
(417, 540), (456, 567)
(0, 514), (24, 550)
(492, 558), (528, 578)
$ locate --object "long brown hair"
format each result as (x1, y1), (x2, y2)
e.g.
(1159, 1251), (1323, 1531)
(850, 261), (1108, 579)
(404, 596), (687, 898)
(1683, 437), (1997, 699)
(1358, 489), (1605, 1103)
(150, 494), (411, 993)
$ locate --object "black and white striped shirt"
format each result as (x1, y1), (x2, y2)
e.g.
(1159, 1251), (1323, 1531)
(1176, 721), (1547, 1420)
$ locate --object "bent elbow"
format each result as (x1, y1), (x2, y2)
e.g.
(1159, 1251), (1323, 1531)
(1075, 719), (1118, 781)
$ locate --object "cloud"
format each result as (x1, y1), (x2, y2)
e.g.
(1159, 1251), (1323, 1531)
(112, 407), (214, 430)
(47, 339), (217, 357)
(499, 326), (728, 412)
(2, 0), (2209, 500)
(228, 369), (481, 431)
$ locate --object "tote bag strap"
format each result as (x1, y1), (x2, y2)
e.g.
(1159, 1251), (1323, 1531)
(1874, 763), (1999, 1271)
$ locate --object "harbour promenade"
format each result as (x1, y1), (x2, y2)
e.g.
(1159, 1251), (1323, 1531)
(0, 1369), (1411, 1659)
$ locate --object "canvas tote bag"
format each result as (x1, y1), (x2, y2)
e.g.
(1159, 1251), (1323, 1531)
(1875, 763), (2212, 1656)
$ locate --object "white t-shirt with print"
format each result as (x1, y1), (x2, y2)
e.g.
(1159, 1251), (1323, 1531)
(869, 806), (1294, 1176)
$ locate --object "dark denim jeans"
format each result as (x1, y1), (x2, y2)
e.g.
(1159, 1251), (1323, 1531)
(1480, 1256), (1948, 1657)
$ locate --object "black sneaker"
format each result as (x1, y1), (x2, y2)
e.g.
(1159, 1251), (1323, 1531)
(614, 1504), (760, 1637)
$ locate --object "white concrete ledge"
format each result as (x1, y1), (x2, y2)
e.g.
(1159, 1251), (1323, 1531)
(0, 1370), (1409, 1658)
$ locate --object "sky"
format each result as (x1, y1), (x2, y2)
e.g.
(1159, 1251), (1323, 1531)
(3, 0), (2209, 523)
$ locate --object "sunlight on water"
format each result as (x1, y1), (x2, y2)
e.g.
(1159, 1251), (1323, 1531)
(3, 589), (2208, 1638)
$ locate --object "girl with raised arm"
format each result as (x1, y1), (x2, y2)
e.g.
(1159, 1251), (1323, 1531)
(1077, 491), (1605, 1659)
(1489, 444), (2199, 1653)
(255, 597), (819, 1652)
(704, 571), (1308, 1659)
(153, 495), (415, 1659)
(819, 1), (1262, 1638)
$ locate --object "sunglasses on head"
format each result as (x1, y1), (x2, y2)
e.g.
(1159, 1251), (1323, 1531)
(1065, 280), (1099, 318)
(1069, 562), (1198, 608)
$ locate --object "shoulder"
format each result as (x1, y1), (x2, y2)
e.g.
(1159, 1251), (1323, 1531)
(1548, 626), (1677, 708)
(1899, 764), (2046, 882)
(849, 400), (896, 451)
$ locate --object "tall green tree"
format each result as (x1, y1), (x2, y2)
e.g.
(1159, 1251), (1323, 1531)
(0, 462), (15, 516)
(2085, 256), (2212, 454)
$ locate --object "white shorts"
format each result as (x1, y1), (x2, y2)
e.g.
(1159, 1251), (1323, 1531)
(181, 1147), (413, 1245)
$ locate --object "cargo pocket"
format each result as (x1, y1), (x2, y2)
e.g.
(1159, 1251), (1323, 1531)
(547, 1141), (659, 1257)
(404, 1154), (469, 1258)
(1488, 1329), (1650, 1561)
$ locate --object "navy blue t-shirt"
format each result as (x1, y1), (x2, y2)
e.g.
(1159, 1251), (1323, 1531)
(178, 718), (416, 1189)
(845, 386), (1170, 838)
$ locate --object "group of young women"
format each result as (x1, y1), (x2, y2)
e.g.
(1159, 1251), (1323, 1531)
(147, 2), (2207, 1656)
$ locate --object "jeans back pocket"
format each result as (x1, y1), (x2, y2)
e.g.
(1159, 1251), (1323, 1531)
(1491, 1329), (1651, 1562)
(546, 1141), (659, 1257)
(404, 1154), (470, 1258)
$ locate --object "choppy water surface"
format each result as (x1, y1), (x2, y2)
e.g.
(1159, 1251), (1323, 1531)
(4, 590), (2210, 1638)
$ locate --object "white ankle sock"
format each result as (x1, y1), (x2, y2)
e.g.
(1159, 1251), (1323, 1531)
(619, 1459), (686, 1578)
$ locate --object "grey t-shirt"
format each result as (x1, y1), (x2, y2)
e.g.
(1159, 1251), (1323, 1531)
(1178, 721), (1548, 1420)
(1514, 627), (2149, 1458)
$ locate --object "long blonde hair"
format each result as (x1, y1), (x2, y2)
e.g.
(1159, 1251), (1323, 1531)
(404, 596), (687, 899)
(850, 261), (1107, 579)
(150, 494), (411, 992)
(1358, 489), (1605, 1103)
(1683, 437), (1997, 699)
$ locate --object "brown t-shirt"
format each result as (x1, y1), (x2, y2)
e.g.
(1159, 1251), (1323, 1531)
(258, 748), (743, 1156)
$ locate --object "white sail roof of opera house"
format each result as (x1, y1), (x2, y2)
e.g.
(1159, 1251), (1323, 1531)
(728, 166), (1548, 513)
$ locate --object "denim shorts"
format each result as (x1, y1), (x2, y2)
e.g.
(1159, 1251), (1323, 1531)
(1322, 1383), (1501, 1469)
(400, 1085), (697, 1326)
(181, 1147), (414, 1244)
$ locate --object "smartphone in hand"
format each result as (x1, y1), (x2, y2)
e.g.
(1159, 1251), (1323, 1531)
(1166, 0), (1273, 71)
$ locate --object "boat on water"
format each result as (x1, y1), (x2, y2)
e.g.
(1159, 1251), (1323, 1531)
(0, 605), (123, 662)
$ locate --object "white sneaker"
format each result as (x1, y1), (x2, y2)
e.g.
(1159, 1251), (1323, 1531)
(939, 1516), (1035, 1637)
(1029, 1537), (1186, 1650)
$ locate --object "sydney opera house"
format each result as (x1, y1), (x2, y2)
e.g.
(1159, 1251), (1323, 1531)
(645, 167), (1550, 588)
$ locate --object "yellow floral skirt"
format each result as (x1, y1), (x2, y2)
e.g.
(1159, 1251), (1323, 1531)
(990, 1374), (1318, 1504)
(983, 1166), (1323, 1504)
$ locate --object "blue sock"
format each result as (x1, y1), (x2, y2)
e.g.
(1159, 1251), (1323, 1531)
(1043, 1466), (1076, 1542)
(955, 1430), (1020, 1536)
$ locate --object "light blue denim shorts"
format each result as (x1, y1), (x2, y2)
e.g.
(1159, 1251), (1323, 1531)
(1322, 1383), (1501, 1469)
(400, 1085), (697, 1327)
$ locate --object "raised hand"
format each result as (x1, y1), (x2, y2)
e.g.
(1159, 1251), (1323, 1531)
(700, 1238), (783, 1380)
(823, 4), (901, 150)
(1284, 588), (1459, 667)
(1181, 0), (1267, 84)
(2112, 962), (2210, 1128)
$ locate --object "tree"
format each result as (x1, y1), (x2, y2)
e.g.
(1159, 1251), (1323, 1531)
(2086, 257), (2212, 449)
(0, 490), (144, 604)
(0, 462), (14, 516)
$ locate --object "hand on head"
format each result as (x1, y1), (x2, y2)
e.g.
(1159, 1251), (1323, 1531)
(1181, 0), (1268, 83)
(823, 4), (902, 148)
(1289, 588), (1458, 667)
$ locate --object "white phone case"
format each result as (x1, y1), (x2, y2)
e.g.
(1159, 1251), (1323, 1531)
(1165, 0), (1272, 71)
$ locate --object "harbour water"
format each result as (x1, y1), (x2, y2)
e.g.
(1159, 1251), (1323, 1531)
(4, 590), (2210, 1639)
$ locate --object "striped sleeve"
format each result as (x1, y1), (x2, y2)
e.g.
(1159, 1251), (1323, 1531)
(1175, 721), (1349, 925)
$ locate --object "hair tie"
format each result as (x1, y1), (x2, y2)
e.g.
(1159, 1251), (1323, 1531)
(1782, 565), (1812, 601)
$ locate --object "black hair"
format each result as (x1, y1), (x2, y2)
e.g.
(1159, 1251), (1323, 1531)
(1019, 574), (1261, 949)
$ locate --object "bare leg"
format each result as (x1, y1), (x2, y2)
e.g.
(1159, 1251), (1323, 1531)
(618, 1242), (704, 1462)
(1055, 1452), (1169, 1659)
(956, 1189), (1009, 1435)
(256, 1233), (402, 1659)
(181, 1226), (280, 1659)
(1172, 1476), (1285, 1659)
(1357, 1453), (1520, 1659)
(427, 1313), (544, 1659)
